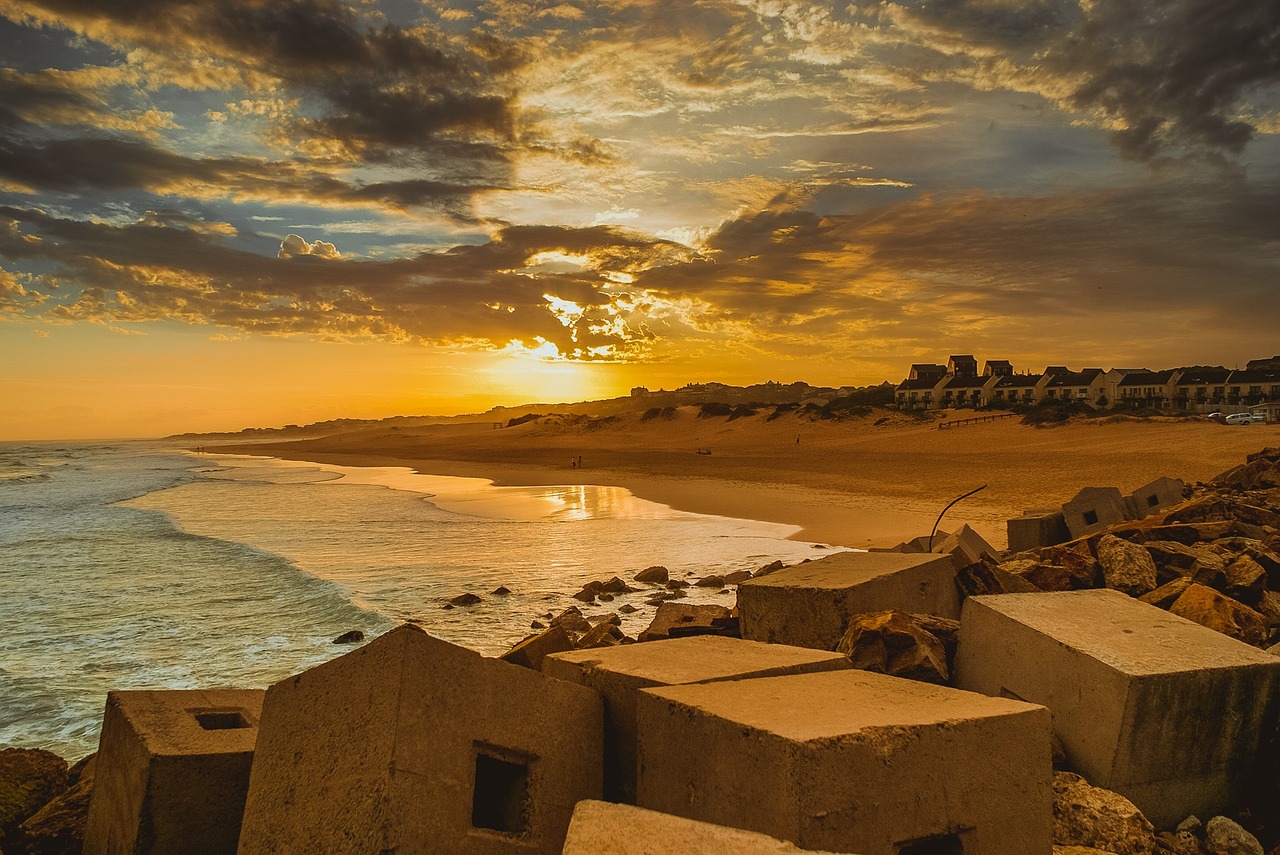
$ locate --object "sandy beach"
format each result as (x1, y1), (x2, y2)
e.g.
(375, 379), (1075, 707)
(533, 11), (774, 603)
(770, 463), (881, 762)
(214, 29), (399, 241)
(211, 409), (1278, 550)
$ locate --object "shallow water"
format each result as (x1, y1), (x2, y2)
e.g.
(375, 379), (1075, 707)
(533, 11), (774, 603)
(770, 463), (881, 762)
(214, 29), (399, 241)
(0, 442), (841, 759)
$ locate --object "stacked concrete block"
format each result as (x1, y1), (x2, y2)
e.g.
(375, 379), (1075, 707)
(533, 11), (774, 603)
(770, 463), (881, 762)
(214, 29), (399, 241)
(561, 800), (847, 855)
(543, 636), (850, 803)
(636, 670), (1052, 855)
(1007, 509), (1071, 553)
(737, 552), (960, 650)
(237, 624), (603, 855)
(954, 589), (1280, 827)
(1125, 476), (1185, 519)
(1062, 487), (1132, 539)
(83, 689), (264, 855)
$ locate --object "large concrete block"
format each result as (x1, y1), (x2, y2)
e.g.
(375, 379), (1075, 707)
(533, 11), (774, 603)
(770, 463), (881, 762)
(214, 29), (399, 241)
(561, 800), (848, 854)
(1007, 509), (1070, 553)
(953, 589), (1280, 827)
(738, 552), (960, 650)
(1125, 476), (1185, 520)
(237, 624), (603, 855)
(1062, 487), (1131, 539)
(636, 670), (1051, 855)
(83, 689), (264, 855)
(543, 636), (850, 803)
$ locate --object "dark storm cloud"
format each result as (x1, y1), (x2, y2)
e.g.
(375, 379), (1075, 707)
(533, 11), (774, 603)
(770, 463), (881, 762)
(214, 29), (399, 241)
(0, 206), (675, 355)
(5, 0), (523, 168)
(890, 0), (1280, 160)
(0, 135), (494, 217)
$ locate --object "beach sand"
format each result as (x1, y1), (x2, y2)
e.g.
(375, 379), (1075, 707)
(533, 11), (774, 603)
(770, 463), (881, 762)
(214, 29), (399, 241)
(211, 409), (1277, 550)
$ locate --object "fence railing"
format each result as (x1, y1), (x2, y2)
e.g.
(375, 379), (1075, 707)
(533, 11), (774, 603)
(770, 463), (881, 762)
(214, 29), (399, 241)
(937, 412), (1018, 430)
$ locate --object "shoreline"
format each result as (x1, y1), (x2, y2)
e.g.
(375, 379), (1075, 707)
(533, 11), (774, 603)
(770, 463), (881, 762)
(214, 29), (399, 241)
(201, 414), (1276, 550)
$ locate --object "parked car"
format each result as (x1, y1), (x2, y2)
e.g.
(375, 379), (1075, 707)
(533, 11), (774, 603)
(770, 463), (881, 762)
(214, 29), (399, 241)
(1225, 413), (1254, 425)
(1250, 412), (1269, 423)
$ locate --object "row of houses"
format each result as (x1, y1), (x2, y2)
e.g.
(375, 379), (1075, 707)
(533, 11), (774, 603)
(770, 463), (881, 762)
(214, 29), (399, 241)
(895, 355), (1280, 417)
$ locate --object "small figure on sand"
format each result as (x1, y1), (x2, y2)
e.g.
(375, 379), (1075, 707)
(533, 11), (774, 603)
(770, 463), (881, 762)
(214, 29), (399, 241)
(576, 455), (583, 469)
(796, 434), (801, 446)
(570, 457), (577, 469)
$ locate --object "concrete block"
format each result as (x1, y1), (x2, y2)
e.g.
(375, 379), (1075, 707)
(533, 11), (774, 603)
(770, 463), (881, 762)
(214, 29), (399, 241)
(561, 800), (848, 854)
(83, 689), (264, 855)
(1007, 509), (1071, 553)
(1125, 477), (1186, 520)
(237, 624), (603, 855)
(1062, 487), (1132, 539)
(737, 552), (960, 651)
(953, 589), (1280, 827)
(543, 636), (850, 803)
(636, 670), (1052, 855)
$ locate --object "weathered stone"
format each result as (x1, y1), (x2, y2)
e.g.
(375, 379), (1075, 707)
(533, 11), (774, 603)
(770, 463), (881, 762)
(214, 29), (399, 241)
(1036, 543), (1102, 589)
(1191, 552), (1230, 589)
(955, 589), (1280, 827)
(575, 622), (625, 650)
(1126, 477), (1186, 519)
(956, 557), (1042, 596)
(1008, 509), (1071, 552)
(1223, 555), (1266, 605)
(1155, 830), (1203, 855)
(723, 570), (753, 585)
(739, 551), (960, 651)
(1132, 523), (1235, 546)
(637, 670), (1053, 854)
(544, 637), (850, 804)
(1143, 540), (1211, 579)
(561, 801), (844, 855)
(695, 574), (725, 588)
(934, 523), (1000, 568)
(1203, 816), (1263, 855)
(14, 755), (94, 855)
(83, 689), (263, 855)
(638, 602), (733, 642)
(501, 625), (574, 670)
(1097, 534), (1158, 596)
(1064, 487), (1133, 539)
(1052, 772), (1156, 855)
(491, 585), (511, 595)
(1015, 560), (1079, 592)
(550, 606), (593, 635)
(600, 576), (636, 594)
(238, 625), (603, 855)
(449, 592), (482, 606)
(331, 629), (364, 644)
(633, 565), (668, 584)
(1169, 583), (1268, 646)
(753, 559), (785, 577)
(618, 604), (638, 614)
(0, 749), (68, 840)
(1138, 577), (1194, 609)
(1210, 447), (1280, 491)
(834, 609), (949, 684)
(572, 587), (597, 602)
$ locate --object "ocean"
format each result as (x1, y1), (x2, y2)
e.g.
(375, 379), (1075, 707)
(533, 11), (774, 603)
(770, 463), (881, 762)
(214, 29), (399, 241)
(0, 441), (838, 760)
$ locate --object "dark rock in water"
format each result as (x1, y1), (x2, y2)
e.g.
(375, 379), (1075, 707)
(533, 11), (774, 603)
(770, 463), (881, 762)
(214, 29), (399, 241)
(599, 576), (637, 593)
(618, 604), (638, 614)
(634, 565), (668, 584)
(491, 586), (511, 595)
(332, 630), (364, 644)
(754, 559), (785, 578)
(695, 575), (725, 588)
(550, 606), (592, 635)
(575, 622), (627, 650)
(0, 747), (69, 840)
(530, 620), (546, 629)
(500, 626), (573, 670)
(572, 588), (597, 603)
(598, 593), (615, 602)
(14, 754), (95, 855)
(449, 593), (482, 606)
(665, 579), (689, 590)
(441, 603), (454, 610)
(638, 603), (733, 642)
(722, 570), (753, 585)
(835, 610), (949, 684)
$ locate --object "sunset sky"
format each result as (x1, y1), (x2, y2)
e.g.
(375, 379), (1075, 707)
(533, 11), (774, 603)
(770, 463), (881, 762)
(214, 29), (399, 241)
(2, 0), (1278, 439)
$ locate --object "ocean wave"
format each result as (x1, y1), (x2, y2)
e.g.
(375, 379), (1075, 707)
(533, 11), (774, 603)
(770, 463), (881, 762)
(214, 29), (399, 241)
(0, 472), (52, 484)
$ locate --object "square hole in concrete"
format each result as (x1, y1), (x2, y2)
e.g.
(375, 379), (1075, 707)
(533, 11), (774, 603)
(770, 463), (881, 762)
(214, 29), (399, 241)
(1082, 510), (1099, 526)
(192, 709), (251, 730)
(472, 745), (532, 835)
(1146, 494), (1160, 507)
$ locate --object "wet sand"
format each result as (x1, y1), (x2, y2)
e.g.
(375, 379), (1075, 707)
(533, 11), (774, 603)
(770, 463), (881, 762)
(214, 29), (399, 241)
(211, 409), (1277, 550)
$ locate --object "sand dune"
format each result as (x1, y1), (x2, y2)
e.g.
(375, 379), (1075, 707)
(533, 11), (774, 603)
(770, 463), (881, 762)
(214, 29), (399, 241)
(212, 408), (1277, 550)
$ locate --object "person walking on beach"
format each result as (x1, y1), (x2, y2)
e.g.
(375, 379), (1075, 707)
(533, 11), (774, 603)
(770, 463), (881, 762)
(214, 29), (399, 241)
(796, 434), (801, 446)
